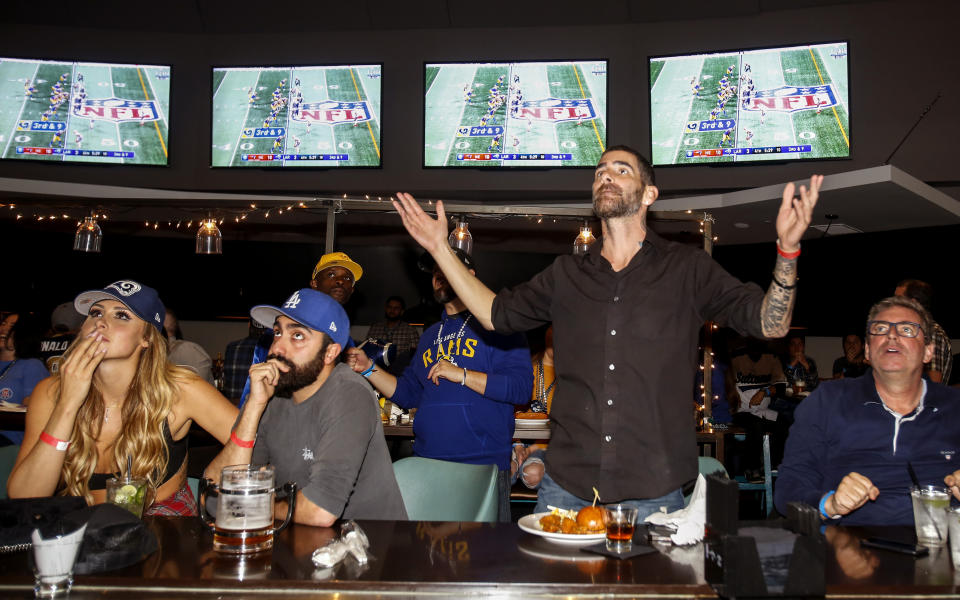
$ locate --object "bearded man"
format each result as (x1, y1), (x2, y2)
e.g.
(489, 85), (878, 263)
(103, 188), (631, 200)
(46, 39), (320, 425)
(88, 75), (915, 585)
(205, 288), (406, 526)
(391, 144), (823, 519)
(346, 248), (532, 522)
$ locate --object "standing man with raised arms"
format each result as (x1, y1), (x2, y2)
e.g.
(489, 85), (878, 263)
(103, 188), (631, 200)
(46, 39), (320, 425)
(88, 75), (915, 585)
(392, 144), (822, 517)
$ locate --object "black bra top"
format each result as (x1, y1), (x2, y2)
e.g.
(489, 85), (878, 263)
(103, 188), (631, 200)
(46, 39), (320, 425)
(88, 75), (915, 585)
(88, 420), (188, 490)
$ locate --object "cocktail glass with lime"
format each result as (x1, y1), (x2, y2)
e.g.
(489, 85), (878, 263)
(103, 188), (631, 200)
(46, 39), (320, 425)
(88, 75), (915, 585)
(106, 476), (148, 517)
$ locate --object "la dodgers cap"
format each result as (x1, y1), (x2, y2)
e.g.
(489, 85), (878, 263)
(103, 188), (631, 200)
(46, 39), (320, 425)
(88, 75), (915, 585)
(250, 288), (350, 348)
(311, 251), (363, 283)
(73, 280), (165, 333)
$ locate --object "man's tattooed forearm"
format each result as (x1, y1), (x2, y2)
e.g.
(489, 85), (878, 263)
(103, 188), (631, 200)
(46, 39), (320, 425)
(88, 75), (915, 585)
(761, 255), (798, 338)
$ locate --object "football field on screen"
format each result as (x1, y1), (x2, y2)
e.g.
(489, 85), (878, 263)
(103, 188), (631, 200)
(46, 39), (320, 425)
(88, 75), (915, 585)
(0, 59), (170, 165)
(211, 65), (381, 167)
(424, 62), (606, 167)
(649, 44), (848, 165)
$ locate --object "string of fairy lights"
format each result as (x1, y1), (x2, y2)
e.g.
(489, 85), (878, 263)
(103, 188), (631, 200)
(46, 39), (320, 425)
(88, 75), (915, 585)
(0, 197), (718, 255)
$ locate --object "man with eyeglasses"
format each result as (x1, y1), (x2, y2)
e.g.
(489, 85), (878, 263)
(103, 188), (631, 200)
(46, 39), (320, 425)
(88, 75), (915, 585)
(775, 296), (960, 525)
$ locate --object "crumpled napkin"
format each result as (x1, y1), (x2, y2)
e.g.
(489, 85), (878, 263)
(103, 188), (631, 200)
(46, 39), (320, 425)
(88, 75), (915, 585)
(643, 473), (706, 545)
(311, 520), (371, 568)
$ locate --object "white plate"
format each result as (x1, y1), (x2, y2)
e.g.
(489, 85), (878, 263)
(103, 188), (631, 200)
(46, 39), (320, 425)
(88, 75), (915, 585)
(514, 418), (550, 428)
(517, 535), (604, 561)
(517, 512), (606, 546)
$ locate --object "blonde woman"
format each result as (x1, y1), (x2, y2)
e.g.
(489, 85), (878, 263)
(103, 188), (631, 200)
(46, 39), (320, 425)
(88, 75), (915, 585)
(7, 280), (237, 515)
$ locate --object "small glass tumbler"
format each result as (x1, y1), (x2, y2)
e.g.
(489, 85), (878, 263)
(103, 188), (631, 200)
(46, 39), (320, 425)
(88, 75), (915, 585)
(911, 485), (950, 548)
(947, 506), (960, 569)
(32, 534), (84, 597)
(604, 504), (639, 553)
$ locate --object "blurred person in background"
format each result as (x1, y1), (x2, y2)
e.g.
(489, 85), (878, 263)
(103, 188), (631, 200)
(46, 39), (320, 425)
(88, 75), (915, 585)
(365, 295), (420, 376)
(894, 279), (951, 383)
(782, 332), (820, 394)
(0, 312), (50, 445)
(223, 319), (266, 402)
(833, 333), (868, 379)
(38, 301), (85, 375)
(163, 307), (214, 384)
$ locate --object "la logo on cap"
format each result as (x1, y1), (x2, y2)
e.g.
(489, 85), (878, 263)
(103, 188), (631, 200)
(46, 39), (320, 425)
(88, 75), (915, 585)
(283, 291), (302, 309)
(328, 321), (338, 333)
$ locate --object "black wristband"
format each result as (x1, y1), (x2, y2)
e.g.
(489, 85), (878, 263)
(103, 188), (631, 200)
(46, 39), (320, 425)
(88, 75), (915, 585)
(772, 275), (797, 290)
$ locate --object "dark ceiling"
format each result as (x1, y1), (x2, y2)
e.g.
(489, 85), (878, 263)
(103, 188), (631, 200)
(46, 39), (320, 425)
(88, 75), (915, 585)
(6, 0), (874, 33)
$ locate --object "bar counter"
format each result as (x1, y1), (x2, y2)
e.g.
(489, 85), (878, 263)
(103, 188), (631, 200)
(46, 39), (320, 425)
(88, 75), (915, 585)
(2, 516), (959, 599)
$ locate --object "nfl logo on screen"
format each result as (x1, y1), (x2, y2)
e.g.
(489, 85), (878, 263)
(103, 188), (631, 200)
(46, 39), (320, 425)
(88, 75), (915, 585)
(294, 101), (371, 125)
(745, 84), (839, 113)
(511, 98), (597, 123)
(73, 98), (160, 122)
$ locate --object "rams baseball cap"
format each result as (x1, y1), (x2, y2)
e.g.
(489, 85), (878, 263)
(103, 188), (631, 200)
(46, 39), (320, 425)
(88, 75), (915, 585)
(73, 280), (165, 333)
(311, 251), (363, 283)
(418, 247), (476, 273)
(250, 288), (350, 348)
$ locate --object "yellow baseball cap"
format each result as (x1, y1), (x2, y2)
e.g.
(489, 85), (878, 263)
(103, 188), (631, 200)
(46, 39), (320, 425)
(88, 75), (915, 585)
(312, 251), (363, 282)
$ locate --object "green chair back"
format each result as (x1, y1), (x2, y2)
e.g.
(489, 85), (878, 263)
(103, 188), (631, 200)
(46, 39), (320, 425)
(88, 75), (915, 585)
(685, 456), (730, 506)
(0, 445), (21, 500)
(392, 457), (499, 522)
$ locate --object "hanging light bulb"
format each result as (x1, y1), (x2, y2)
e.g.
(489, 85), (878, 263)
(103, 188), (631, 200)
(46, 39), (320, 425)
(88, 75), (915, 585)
(196, 218), (222, 254)
(572, 222), (595, 255)
(448, 217), (473, 256)
(73, 215), (102, 253)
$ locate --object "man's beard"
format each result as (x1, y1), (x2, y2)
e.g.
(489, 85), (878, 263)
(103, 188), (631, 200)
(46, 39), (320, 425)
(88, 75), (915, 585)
(433, 283), (457, 305)
(593, 184), (643, 220)
(267, 348), (327, 398)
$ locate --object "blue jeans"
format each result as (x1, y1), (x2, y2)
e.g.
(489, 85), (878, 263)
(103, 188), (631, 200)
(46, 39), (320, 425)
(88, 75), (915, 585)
(535, 472), (684, 521)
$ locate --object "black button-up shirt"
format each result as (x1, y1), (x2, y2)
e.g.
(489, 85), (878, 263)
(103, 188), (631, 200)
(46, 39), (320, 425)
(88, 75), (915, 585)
(491, 229), (766, 501)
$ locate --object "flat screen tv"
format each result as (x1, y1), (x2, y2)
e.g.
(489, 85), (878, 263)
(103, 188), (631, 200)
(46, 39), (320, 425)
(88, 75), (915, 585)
(0, 57), (171, 165)
(424, 60), (607, 168)
(211, 64), (382, 168)
(648, 42), (849, 165)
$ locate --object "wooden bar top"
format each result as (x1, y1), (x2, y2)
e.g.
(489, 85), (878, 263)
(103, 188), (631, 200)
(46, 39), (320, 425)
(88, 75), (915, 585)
(1, 517), (959, 599)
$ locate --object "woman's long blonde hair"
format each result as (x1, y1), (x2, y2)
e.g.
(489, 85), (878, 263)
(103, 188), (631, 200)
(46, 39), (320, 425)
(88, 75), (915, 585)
(57, 323), (193, 503)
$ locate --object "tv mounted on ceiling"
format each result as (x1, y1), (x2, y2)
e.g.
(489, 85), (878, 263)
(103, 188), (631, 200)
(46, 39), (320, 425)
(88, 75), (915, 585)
(211, 64), (382, 168)
(0, 57), (171, 165)
(424, 60), (608, 168)
(648, 41), (849, 166)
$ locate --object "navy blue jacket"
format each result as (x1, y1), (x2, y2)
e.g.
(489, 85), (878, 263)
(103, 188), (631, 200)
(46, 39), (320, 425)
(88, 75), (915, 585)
(775, 374), (960, 525)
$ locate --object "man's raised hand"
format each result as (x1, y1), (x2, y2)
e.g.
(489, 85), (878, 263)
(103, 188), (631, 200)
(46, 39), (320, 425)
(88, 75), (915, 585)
(392, 193), (449, 255)
(776, 174), (823, 252)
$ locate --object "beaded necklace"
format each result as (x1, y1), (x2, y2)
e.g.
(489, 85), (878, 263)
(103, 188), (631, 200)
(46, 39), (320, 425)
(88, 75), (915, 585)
(435, 313), (471, 367)
(531, 358), (555, 413)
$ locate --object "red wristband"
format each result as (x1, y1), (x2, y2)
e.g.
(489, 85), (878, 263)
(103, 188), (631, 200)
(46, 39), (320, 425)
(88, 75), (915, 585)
(777, 241), (801, 259)
(39, 431), (70, 451)
(231, 430), (255, 448)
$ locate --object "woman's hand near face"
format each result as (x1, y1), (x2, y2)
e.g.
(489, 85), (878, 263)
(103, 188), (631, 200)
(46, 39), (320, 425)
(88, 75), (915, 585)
(57, 331), (108, 409)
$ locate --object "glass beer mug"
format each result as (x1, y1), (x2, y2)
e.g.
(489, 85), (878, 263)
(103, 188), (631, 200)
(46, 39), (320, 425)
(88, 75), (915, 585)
(200, 464), (297, 554)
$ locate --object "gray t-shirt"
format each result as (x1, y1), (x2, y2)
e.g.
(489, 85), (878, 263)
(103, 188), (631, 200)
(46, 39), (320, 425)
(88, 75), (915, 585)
(251, 363), (407, 521)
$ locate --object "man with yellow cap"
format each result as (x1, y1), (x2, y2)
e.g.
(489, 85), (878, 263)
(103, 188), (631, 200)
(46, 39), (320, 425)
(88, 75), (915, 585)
(309, 251), (363, 306)
(238, 251), (363, 408)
